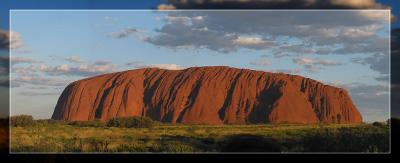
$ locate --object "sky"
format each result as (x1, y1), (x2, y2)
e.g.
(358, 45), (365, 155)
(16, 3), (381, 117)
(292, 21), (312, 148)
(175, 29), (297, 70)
(7, 10), (390, 122)
(0, 0), (400, 122)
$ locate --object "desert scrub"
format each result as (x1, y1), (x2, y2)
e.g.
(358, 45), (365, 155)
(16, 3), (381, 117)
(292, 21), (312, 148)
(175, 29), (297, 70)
(10, 122), (390, 153)
(106, 116), (155, 128)
(158, 141), (198, 152)
(10, 115), (35, 127)
(68, 120), (106, 128)
(300, 125), (389, 152)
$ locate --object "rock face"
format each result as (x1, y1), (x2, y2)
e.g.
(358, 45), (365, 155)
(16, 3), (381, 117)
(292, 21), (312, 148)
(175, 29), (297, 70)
(52, 66), (362, 124)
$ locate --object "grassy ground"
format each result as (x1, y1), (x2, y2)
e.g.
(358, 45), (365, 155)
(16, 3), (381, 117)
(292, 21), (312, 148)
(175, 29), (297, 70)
(9, 123), (389, 153)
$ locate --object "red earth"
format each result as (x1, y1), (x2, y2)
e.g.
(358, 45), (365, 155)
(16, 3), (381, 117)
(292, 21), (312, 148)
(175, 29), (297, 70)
(52, 66), (362, 124)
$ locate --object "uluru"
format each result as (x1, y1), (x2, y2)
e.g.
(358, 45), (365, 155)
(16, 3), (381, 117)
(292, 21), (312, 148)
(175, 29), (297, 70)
(51, 66), (362, 124)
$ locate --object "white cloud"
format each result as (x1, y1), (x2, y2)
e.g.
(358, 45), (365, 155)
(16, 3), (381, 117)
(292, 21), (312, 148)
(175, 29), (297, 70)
(339, 24), (382, 39)
(233, 36), (266, 45)
(136, 63), (184, 70)
(17, 62), (119, 77)
(293, 58), (341, 66)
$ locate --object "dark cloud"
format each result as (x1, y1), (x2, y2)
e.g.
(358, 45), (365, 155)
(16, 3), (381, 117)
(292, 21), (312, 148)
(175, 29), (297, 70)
(11, 75), (68, 88)
(391, 28), (400, 117)
(145, 16), (246, 53)
(146, 11), (389, 56)
(0, 30), (23, 50)
(93, 60), (112, 65)
(348, 84), (389, 121)
(0, 30), (11, 49)
(0, 79), (8, 87)
(303, 64), (320, 73)
(126, 61), (144, 67)
(109, 28), (138, 38)
(160, 0), (388, 9)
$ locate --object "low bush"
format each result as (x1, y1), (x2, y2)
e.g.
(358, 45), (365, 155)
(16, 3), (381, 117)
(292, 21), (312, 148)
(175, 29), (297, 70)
(106, 116), (155, 128)
(68, 120), (106, 127)
(35, 119), (69, 126)
(372, 121), (386, 127)
(10, 115), (35, 127)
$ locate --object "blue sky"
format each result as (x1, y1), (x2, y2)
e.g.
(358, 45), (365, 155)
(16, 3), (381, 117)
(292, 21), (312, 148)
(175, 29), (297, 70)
(0, 0), (399, 29)
(0, 0), (396, 122)
(7, 10), (390, 122)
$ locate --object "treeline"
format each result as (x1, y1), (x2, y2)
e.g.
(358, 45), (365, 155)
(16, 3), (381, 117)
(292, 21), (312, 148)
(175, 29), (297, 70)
(9, 114), (395, 128)
(10, 115), (157, 128)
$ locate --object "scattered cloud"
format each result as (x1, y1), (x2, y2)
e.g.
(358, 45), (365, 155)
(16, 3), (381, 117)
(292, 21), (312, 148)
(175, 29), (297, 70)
(351, 52), (389, 75)
(12, 61), (119, 77)
(11, 75), (68, 87)
(127, 61), (184, 70)
(109, 27), (138, 38)
(249, 59), (272, 66)
(292, 58), (341, 73)
(234, 36), (266, 45)
(65, 56), (83, 63)
(293, 58), (341, 66)
(145, 11), (389, 58)
(135, 63), (184, 70)
(126, 61), (144, 67)
(37, 62), (118, 76)
(161, 0), (389, 9)
(0, 56), (40, 74)
(303, 64), (320, 73)
(348, 84), (389, 120)
(10, 56), (40, 65)
(271, 69), (301, 74)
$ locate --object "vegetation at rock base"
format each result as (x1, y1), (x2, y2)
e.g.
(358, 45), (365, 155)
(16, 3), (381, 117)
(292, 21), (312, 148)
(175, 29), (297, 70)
(106, 116), (155, 128)
(9, 115), (390, 153)
(10, 115), (35, 127)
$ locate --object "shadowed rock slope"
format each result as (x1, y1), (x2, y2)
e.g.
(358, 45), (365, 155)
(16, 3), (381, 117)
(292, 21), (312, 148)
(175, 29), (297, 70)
(52, 66), (362, 124)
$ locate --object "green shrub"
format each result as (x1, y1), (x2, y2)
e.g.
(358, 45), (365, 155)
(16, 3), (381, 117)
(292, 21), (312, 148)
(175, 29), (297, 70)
(10, 115), (35, 127)
(106, 116), (155, 128)
(69, 120), (106, 127)
(372, 121), (386, 127)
